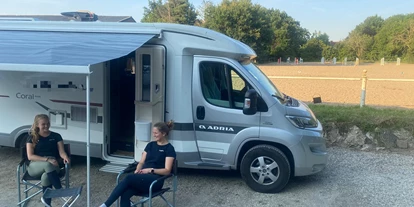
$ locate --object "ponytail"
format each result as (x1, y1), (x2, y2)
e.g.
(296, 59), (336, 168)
(154, 120), (174, 136)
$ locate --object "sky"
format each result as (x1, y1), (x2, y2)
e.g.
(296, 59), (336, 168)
(0, 0), (413, 41)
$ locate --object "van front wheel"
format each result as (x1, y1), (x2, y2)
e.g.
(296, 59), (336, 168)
(240, 145), (290, 193)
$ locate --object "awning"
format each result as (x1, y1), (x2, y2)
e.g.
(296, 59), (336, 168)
(0, 21), (160, 207)
(0, 29), (156, 74)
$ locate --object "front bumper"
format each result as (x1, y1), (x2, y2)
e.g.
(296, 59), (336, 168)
(290, 129), (328, 176)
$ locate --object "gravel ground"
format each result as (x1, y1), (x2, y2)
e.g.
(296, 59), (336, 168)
(1, 146), (414, 207)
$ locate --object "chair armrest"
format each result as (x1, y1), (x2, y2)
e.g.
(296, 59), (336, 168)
(18, 159), (26, 167)
(123, 162), (138, 174)
(64, 162), (70, 188)
(64, 163), (70, 174)
(117, 162), (138, 185)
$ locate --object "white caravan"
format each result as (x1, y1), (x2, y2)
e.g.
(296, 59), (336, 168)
(0, 21), (327, 192)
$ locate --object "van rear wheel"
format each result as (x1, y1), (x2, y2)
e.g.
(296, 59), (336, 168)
(240, 145), (290, 193)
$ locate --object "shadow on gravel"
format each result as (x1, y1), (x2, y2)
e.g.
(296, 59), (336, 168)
(284, 174), (325, 192)
(69, 155), (107, 168)
(178, 168), (241, 178)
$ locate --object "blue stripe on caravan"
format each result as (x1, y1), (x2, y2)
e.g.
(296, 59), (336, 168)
(173, 122), (246, 134)
(173, 122), (194, 131)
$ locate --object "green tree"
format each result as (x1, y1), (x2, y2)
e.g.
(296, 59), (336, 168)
(142, 0), (198, 25)
(344, 15), (384, 61)
(322, 45), (339, 60)
(311, 31), (330, 45)
(268, 9), (309, 60)
(300, 38), (325, 61)
(346, 33), (373, 60)
(334, 41), (354, 61)
(392, 19), (414, 62)
(373, 14), (414, 62)
(202, 0), (273, 62)
(354, 15), (384, 36)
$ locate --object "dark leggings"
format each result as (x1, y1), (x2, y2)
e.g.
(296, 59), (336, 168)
(104, 173), (163, 207)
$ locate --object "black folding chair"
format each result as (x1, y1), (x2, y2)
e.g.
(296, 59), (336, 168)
(16, 144), (71, 207)
(116, 159), (178, 207)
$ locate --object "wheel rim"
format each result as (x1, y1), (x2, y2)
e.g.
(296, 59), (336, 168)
(249, 156), (280, 185)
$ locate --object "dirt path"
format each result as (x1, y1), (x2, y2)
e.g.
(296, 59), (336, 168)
(259, 64), (414, 108)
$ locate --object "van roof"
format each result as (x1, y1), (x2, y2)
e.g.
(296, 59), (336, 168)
(0, 21), (256, 60)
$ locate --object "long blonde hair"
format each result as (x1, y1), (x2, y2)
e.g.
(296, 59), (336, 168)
(29, 114), (50, 148)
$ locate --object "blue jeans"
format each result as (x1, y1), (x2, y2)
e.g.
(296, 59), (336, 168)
(105, 173), (163, 207)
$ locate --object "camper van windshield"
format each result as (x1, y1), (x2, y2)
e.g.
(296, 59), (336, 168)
(242, 62), (284, 101)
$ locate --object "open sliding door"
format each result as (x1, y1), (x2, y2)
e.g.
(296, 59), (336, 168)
(134, 46), (166, 161)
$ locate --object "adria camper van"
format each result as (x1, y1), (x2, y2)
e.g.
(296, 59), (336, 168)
(0, 21), (327, 193)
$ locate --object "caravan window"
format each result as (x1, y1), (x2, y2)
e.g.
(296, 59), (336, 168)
(199, 61), (249, 109)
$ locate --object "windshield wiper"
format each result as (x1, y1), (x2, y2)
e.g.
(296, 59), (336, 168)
(272, 94), (285, 102)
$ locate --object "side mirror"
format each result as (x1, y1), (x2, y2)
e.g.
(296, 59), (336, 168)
(243, 89), (258, 115)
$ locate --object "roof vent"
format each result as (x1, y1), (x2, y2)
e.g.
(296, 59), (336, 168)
(61, 10), (98, 22)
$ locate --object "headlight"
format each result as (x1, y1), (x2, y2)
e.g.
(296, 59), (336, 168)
(286, 115), (318, 129)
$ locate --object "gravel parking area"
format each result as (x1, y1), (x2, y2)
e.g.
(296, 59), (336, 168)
(1, 146), (414, 207)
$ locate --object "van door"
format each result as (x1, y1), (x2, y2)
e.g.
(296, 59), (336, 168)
(192, 56), (260, 163)
(134, 46), (165, 161)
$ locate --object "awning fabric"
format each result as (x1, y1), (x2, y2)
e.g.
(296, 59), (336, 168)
(0, 30), (155, 74)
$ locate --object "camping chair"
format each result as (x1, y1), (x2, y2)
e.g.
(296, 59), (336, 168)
(116, 159), (178, 207)
(16, 143), (79, 207)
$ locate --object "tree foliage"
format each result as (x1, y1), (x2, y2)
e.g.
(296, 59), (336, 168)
(300, 38), (325, 61)
(141, 0), (414, 63)
(340, 14), (414, 63)
(142, 0), (198, 25)
(311, 31), (330, 45)
(202, 0), (273, 61)
(372, 14), (414, 62)
(353, 15), (384, 37)
(202, 0), (308, 62)
(268, 9), (309, 59)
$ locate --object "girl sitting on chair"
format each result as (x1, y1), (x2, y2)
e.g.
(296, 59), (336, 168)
(100, 121), (176, 207)
(26, 114), (70, 206)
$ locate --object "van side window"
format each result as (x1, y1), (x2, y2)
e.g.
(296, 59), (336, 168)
(199, 61), (249, 109)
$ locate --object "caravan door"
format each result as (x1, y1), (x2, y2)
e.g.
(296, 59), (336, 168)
(192, 57), (260, 164)
(134, 46), (165, 161)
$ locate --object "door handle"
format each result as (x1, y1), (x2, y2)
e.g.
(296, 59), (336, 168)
(196, 106), (205, 120)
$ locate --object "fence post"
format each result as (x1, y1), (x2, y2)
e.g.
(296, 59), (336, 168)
(360, 69), (367, 107)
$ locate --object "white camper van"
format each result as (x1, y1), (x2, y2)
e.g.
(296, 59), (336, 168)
(0, 21), (327, 193)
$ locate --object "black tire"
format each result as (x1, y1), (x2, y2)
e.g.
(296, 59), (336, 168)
(240, 145), (291, 193)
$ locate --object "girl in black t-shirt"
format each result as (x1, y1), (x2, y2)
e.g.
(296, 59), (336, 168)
(100, 121), (176, 207)
(26, 114), (70, 206)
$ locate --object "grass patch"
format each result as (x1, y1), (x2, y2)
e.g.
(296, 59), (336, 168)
(308, 104), (414, 135)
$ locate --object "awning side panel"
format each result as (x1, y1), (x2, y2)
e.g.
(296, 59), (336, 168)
(0, 31), (154, 67)
(0, 63), (90, 74)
